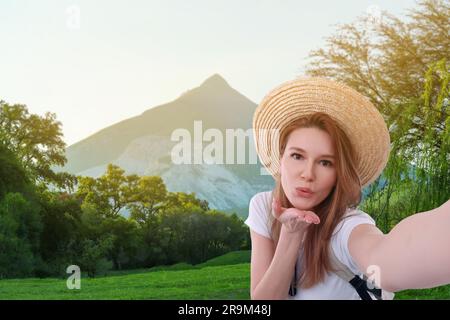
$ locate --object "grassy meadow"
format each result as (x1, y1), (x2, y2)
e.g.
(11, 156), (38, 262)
(1, 250), (449, 300)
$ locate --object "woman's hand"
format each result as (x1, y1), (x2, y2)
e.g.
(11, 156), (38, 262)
(272, 197), (320, 234)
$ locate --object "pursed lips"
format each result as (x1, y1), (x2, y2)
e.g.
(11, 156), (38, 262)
(296, 187), (313, 193)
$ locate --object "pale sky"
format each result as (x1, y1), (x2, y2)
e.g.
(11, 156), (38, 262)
(0, 0), (417, 146)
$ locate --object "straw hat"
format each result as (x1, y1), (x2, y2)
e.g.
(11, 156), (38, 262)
(252, 77), (390, 188)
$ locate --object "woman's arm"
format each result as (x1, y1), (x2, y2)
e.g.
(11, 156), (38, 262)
(250, 225), (303, 300)
(251, 197), (320, 299)
(349, 199), (450, 292)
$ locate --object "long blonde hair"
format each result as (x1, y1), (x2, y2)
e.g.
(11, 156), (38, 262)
(269, 112), (362, 288)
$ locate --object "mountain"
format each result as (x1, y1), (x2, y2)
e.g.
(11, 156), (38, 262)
(59, 74), (275, 218)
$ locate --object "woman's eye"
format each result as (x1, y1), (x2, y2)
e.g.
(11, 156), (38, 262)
(290, 153), (333, 167)
(290, 153), (303, 160)
(321, 160), (333, 167)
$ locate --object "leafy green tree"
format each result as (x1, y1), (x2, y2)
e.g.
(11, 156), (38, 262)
(361, 61), (449, 232)
(77, 235), (114, 277)
(99, 217), (140, 270)
(196, 210), (248, 262)
(305, 0), (449, 144)
(162, 191), (210, 212)
(0, 100), (71, 187)
(76, 164), (131, 218)
(157, 206), (202, 265)
(0, 144), (30, 199)
(36, 192), (83, 276)
(156, 205), (249, 266)
(0, 193), (42, 278)
(128, 176), (167, 225)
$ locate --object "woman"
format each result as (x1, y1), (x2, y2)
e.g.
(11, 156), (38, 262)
(245, 77), (450, 300)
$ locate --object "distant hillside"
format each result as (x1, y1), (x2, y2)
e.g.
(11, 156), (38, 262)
(57, 74), (274, 216)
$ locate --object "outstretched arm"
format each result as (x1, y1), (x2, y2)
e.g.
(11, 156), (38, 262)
(349, 199), (450, 292)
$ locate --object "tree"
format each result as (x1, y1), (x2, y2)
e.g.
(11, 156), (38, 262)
(128, 176), (167, 225)
(156, 206), (249, 266)
(37, 192), (83, 276)
(0, 143), (30, 199)
(99, 217), (140, 270)
(76, 164), (131, 218)
(361, 62), (449, 232)
(0, 100), (70, 187)
(77, 236), (114, 277)
(304, 0), (449, 144)
(0, 193), (42, 278)
(162, 191), (210, 212)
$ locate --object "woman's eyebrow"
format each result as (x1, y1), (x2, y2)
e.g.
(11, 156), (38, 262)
(288, 147), (335, 159)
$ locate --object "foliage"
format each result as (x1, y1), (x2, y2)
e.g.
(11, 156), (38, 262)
(0, 193), (42, 278)
(0, 151), (249, 278)
(305, 0), (449, 148)
(128, 175), (167, 225)
(361, 61), (449, 232)
(0, 144), (30, 199)
(77, 236), (114, 278)
(0, 100), (73, 188)
(76, 165), (130, 218)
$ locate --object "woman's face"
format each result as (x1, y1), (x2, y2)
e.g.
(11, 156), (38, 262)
(280, 127), (337, 211)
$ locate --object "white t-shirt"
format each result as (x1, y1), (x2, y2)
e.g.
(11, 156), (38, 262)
(244, 190), (394, 300)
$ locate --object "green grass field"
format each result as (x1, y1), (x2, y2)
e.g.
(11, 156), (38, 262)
(0, 251), (448, 300)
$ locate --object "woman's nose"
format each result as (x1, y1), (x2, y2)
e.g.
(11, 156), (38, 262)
(299, 161), (315, 181)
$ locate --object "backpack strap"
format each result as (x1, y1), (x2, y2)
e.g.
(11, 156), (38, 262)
(288, 261), (297, 296)
(287, 248), (388, 299)
(328, 246), (383, 300)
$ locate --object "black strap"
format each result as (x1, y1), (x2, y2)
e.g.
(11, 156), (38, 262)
(288, 263), (383, 300)
(288, 262), (297, 296)
(349, 275), (383, 300)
